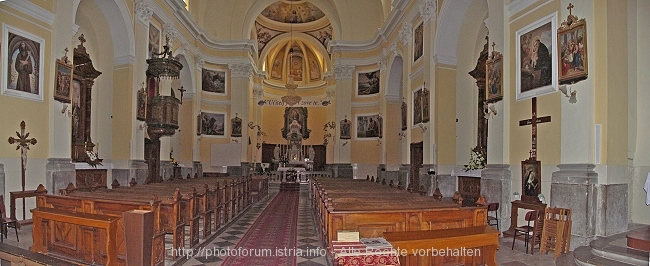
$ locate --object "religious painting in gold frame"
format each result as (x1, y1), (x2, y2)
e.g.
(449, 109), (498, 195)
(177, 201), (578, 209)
(54, 58), (73, 103)
(340, 118), (351, 140)
(136, 87), (147, 121)
(485, 51), (503, 103)
(557, 5), (587, 85)
(521, 158), (541, 202)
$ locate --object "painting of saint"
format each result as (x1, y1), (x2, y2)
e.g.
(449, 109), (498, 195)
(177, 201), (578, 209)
(200, 112), (225, 136)
(357, 70), (380, 96)
(413, 22), (424, 62)
(149, 23), (160, 58)
(202, 68), (226, 94)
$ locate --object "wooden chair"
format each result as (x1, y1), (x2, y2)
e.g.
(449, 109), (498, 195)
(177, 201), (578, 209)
(487, 202), (500, 231)
(512, 210), (537, 254)
(540, 207), (572, 259)
(0, 195), (19, 242)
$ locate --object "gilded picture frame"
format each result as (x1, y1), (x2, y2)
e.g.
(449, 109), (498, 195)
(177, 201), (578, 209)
(557, 11), (587, 84)
(2, 23), (45, 102)
(340, 118), (351, 140)
(521, 159), (541, 202)
(54, 59), (73, 103)
(136, 87), (147, 121)
(516, 13), (558, 101)
(486, 51), (503, 103)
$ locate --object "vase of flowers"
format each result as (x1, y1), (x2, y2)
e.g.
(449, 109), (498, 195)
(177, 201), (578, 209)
(464, 149), (486, 171)
(279, 156), (289, 167)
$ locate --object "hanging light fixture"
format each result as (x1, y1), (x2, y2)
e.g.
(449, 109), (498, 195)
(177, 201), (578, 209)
(281, 1), (302, 106)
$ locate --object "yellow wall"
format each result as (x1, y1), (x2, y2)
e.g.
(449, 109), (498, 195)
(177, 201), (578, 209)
(111, 66), (134, 160)
(435, 68), (456, 165)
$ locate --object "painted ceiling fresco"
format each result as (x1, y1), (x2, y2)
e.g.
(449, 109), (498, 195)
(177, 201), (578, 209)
(260, 1), (325, 23)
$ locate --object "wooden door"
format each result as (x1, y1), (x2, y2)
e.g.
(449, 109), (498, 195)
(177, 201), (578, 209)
(410, 142), (423, 192)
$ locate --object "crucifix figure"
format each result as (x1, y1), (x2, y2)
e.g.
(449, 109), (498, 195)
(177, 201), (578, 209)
(518, 98), (550, 203)
(8, 121), (38, 192)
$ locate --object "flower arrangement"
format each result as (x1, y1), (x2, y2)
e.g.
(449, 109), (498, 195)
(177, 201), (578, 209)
(464, 150), (486, 171)
(279, 156), (289, 164)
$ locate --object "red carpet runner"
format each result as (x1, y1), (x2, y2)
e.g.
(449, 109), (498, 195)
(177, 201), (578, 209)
(221, 190), (300, 266)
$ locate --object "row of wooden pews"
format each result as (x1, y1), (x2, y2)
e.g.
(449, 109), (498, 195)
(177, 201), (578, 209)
(310, 177), (499, 266)
(32, 175), (268, 266)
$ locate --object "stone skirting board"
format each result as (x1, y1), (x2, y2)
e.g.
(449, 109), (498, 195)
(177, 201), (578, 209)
(111, 160), (149, 186)
(419, 164), (436, 196)
(324, 164), (353, 178)
(550, 164), (599, 248)
(480, 164), (512, 232)
(45, 158), (76, 195)
(595, 183), (628, 236)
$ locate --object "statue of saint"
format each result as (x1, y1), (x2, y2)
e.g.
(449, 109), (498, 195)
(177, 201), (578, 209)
(289, 119), (301, 134)
(274, 145), (280, 160)
(308, 146), (315, 160)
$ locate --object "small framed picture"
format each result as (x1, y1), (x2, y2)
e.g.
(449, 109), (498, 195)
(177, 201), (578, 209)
(401, 101), (408, 131)
(413, 21), (424, 63)
(356, 69), (380, 97)
(355, 114), (382, 139)
(412, 86), (429, 125)
(557, 10), (587, 84)
(486, 51), (503, 103)
(231, 115), (242, 137)
(199, 111), (226, 137)
(136, 87), (147, 121)
(54, 59), (73, 103)
(521, 159), (541, 202)
(202, 68), (227, 95)
(2, 24), (45, 101)
(516, 13), (558, 101)
(340, 118), (351, 140)
(148, 23), (161, 58)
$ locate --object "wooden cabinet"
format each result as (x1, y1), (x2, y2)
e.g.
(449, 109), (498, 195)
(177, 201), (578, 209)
(76, 169), (107, 188)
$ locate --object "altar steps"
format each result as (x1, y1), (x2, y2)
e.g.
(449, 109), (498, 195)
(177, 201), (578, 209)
(569, 229), (650, 266)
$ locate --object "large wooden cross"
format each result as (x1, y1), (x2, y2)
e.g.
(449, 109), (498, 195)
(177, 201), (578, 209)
(518, 97), (551, 160)
(7, 121), (38, 192)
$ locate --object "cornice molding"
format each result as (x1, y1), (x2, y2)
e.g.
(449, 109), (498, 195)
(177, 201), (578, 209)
(399, 22), (413, 45)
(135, 1), (153, 26)
(409, 65), (424, 81)
(2, 0), (55, 25)
(201, 98), (231, 107)
(385, 95), (401, 104)
(351, 100), (380, 108)
(507, 0), (537, 17)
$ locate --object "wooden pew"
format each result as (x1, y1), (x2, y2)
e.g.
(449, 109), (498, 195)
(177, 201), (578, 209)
(34, 194), (165, 265)
(384, 225), (499, 266)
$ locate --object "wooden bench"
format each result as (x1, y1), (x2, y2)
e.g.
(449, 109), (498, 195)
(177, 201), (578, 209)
(384, 225), (500, 266)
(31, 207), (120, 266)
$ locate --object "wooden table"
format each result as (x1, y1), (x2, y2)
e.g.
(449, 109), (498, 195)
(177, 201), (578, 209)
(384, 226), (499, 266)
(503, 200), (546, 254)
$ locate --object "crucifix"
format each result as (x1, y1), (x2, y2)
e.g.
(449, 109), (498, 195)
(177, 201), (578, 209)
(8, 121), (37, 220)
(518, 97), (551, 160)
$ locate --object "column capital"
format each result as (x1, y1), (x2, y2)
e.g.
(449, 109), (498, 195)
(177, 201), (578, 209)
(229, 62), (254, 79)
(135, 1), (153, 26)
(333, 64), (355, 80)
(399, 22), (412, 45)
(419, 0), (437, 23)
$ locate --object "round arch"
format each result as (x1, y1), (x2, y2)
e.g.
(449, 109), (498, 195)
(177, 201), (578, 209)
(73, 0), (135, 65)
(258, 32), (332, 72)
(434, 0), (472, 65)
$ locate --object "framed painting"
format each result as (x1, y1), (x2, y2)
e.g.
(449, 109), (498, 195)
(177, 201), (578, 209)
(148, 23), (161, 58)
(413, 21), (424, 63)
(401, 101), (407, 131)
(199, 111), (226, 137)
(421, 86), (430, 123)
(54, 59), (73, 103)
(282, 107), (310, 139)
(356, 69), (380, 97)
(412, 88), (423, 126)
(340, 118), (351, 140)
(516, 13), (558, 101)
(231, 115), (242, 137)
(2, 24), (44, 101)
(486, 51), (503, 103)
(557, 11), (587, 84)
(136, 87), (147, 121)
(355, 114), (381, 139)
(521, 158), (541, 202)
(202, 68), (227, 94)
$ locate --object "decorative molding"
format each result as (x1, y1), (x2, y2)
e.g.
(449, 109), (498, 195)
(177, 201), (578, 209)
(326, 86), (336, 99)
(432, 54), (458, 66)
(72, 24), (80, 36)
(507, 0), (538, 17)
(333, 64), (355, 80)
(409, 65), (425, 81)
(390, 42), (399, 56)
(114, 54), (136, 66)
(228, 63), (254, 79)
(194, 55), (204, 69)
(378, 48), (388, 71)
(1, 0), (55, 25)
(201, 98), (231, 107)
(135, 1), (154, 26)
(183, 92), (196, 99)
(385, 95), (401, 104)
(419, 0), (437, 23)
(253, 84), (264, 99)
(399, 23), (413, 45)
(351, 100), (380, 108)
(322, 71), (335, 81)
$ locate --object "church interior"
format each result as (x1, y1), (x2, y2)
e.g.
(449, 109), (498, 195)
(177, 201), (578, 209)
(0, 0), (649, 265)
